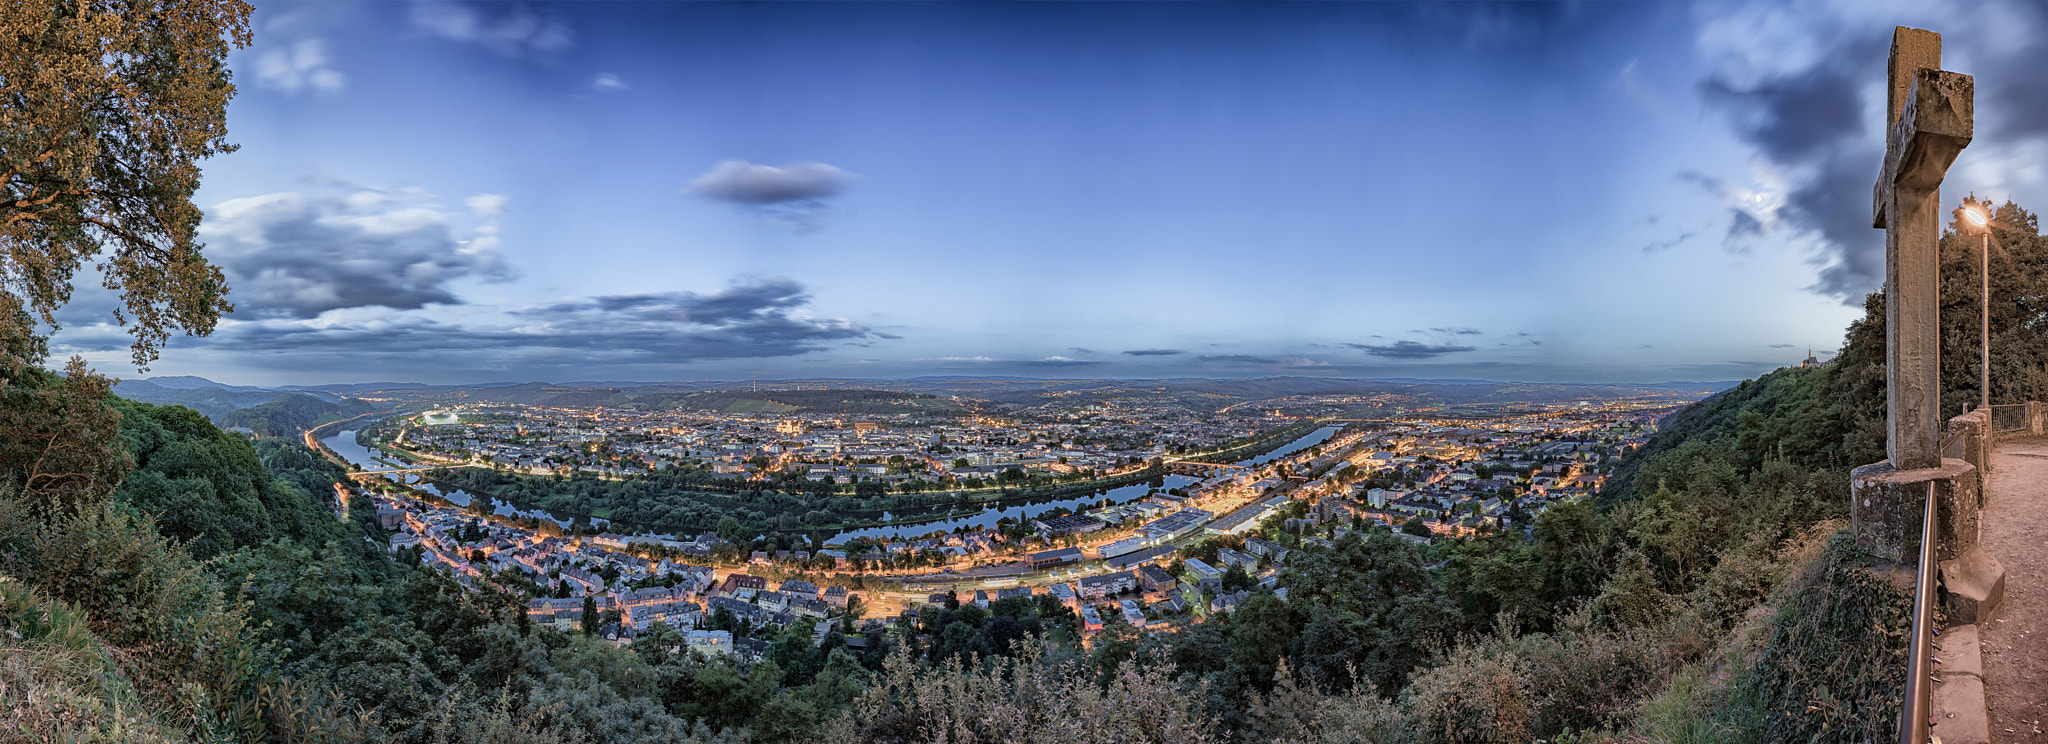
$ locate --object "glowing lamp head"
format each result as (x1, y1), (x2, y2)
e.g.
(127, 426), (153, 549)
(1963, 207), (1989, 229)
(1957, 198), (1993, 234)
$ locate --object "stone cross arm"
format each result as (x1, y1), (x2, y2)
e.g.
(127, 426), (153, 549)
(1874, 69), (1974, 229)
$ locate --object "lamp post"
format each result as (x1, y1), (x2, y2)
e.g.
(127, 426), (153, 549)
(1959, 199), (1992, 411)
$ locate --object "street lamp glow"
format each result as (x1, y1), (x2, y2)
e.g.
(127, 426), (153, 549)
(1963, 206), (1989, 229)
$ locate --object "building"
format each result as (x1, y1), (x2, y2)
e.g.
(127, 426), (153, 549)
(1077, 570), (1137, 599)
(1105, 545), (1177, 571)
(1138, 508), (1214, 542)
(1137, 563), (1177, 593)
(1097, 535), (1152, 559)
(1119, 599), (1147, 626)
(1030, 514), (1109, 537)
(1048, 582), (1078, 606)
(1029, 547), (1085, 569)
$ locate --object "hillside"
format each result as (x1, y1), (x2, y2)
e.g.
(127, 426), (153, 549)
(111, 378), (303, 419)
(217, 393), (381, 437)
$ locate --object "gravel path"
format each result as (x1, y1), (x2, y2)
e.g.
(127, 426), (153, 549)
(1980, 437), (2048, 742)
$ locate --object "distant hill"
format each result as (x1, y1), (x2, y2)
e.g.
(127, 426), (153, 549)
(112, 376), (364, 427)
(218, 393), (382, 437)
(112, 378), (302, 419)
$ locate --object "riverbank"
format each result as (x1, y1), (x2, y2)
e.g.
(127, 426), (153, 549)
(322, 418), (1339, 546)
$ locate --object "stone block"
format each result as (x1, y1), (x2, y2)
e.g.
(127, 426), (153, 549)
(1851, 458), (1979, 563)
(1932, 666), (1991, 744)
(1941, 547), (2005, 625)
(1931, 622), (1991, 744)
(1934, 623), (1982, 678)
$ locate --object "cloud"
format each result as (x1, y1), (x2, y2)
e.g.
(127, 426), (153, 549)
(1020, 357), (1101, 368)
(130, 276), (876, 376)
(591, 73), (628, 92)
(1344, 341), (1478, 359)
(1726, 209), (1766, 242)
(1196, 354), (1280, 365)
(465, 194), (507, 216)
(410, 0), (571, 56)
(1642, 231), (1697, 253)
(687, 160), (856, 232)
(1122, 348), (1186, 356)
(689, 161), (854, 206)
(199, 185), (515, 318)
(1769, 343), (1796, 348)
(254, 38), (344, 95)
(1683, 2), (2048, 302)
(1430, 327), (1483, 336)
(508, 277), (871, 359)
(1677, 170), (1777, 252)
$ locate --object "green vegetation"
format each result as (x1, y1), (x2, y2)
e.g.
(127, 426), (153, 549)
(219, 393), (381, 437)
(425, 459), (1175, 536)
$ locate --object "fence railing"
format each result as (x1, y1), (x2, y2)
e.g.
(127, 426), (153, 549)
(1900, 478), (1941, 744)
(1991, 403), (2032, 433)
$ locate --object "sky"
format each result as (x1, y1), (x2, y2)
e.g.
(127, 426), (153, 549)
(45, 0), (2048, 386)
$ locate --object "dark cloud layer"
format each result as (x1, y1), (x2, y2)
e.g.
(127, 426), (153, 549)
(201, 189), (514, 318)
(1122, 348), (1186, 356)
(1687, 5), (2048, 302)
(688, 161), (853, 206)
(1345, 341), (1478, 359)
(513, 277), (871, 359)
(1197, 354), (1279, 364)
(113, 276), (875, 374)
(1700, 46), (1882, 300)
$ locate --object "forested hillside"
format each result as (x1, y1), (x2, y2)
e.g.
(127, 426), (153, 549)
(218, 393), (381, 437)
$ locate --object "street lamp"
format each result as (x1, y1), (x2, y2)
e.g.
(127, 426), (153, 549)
(1957, 198), (1993, 412)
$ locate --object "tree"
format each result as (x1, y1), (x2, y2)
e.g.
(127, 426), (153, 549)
(1401, 516), (1433, 538)
(717, 514), (746, 543)
(580, 595), (598, 635)
(1, 0), (251, 368)
(0, 353), (129, 508)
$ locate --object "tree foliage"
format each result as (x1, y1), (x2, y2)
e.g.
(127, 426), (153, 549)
(1, 0), (249, 367)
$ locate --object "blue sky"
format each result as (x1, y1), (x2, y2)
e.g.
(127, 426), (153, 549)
(49, 0), (2048, 385)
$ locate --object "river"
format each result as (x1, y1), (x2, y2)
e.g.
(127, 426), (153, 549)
(322, 423), (1342, 544)
(326, 428), (578, 529)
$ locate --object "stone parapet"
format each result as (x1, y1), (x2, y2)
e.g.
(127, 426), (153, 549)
(1948, 408), (1992, 483)
(1852, 458), (1979, 562)
(1852, 457), (2004, 624)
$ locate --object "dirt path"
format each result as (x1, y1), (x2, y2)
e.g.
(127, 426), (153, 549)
(1979, 437), (2048, 741)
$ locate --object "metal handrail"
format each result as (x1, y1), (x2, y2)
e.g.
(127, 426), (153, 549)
(1940, 430), (1967, 459)
(1900, 480), (1938, 744)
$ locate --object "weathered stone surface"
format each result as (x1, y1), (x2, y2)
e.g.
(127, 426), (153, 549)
(1930, 622), (1991, 744)
(1887, 27), (1941, 125)
(1929, 624), (1990, 744)
(1881, 69), (1975, 196)
(1850, 458), (1977, 563)
(1942, 548), (2005, 625)
(1937, 623), (1983, 677)
(1949, 408), (1992, 486)
(1872, 27), (1972, 473)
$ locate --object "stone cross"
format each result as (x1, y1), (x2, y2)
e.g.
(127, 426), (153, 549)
(1873, 27), (1973, 470)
